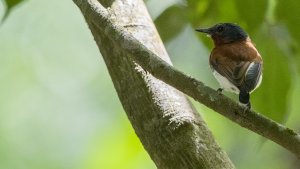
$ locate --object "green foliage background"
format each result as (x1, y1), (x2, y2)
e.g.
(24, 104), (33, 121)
(0, 0), (300, 168)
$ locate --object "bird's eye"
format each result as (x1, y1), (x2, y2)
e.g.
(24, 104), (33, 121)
(217, 26), (224, 32)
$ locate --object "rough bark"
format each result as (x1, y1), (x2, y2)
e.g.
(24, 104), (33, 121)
(73, 0), (235, 168)
(74, 0), (300, 158)
(73, 0), (300, 160)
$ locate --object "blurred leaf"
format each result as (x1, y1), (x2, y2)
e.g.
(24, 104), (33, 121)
(251, 25), (292, 122)
(187, 0), (240, 47)
(186, 0), (239, 27)
(2, 0), (24, 22)
(233, 0), (268, 32)
(154, 5), (187, 42)
(275, 0), (300, 73)
(185, 0), (209, 26)
(146, 0), (182, 20)
(276, 0), (300, 40)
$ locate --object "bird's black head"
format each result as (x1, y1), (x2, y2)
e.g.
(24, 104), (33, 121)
(195, 23), (248, 45)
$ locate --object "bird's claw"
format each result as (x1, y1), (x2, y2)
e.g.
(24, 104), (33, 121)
(244, 103), (251, 113)
(239, 102), (251, 113)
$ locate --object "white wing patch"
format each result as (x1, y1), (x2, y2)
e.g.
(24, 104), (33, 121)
(246, 62), (263, 93)
(251, 73), (262, 93)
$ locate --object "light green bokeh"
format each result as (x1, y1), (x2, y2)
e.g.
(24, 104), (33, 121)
(0, 0), (154, 168)
(1, 0), (300, 169)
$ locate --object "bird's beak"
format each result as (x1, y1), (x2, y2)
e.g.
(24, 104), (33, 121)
(195, 28), (212, 34)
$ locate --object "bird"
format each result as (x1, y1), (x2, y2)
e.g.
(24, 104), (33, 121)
(195, 23), (263, 109)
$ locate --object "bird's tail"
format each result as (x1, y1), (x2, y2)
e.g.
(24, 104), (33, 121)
(239, 91), (251, 109)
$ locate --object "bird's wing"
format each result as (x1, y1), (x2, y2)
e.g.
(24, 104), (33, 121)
(210, 56), (262, 92)
(244, 62), (263, 91)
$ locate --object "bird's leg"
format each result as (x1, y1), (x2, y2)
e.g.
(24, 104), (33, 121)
(217, 88), (223, 94)
(239, 91), (251, 113)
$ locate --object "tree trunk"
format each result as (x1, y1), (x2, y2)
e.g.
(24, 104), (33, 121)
(73, 0), (235, 168)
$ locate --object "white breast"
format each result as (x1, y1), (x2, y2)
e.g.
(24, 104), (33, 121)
(212, 70), (240, 94)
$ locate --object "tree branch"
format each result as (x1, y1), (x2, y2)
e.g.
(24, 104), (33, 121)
(73, 0), (235, 168)
(73, 0), (300, 159)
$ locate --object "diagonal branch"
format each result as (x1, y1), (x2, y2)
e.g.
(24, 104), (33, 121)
(74, 0), (300, 159)
(74, 0), (235, 168)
